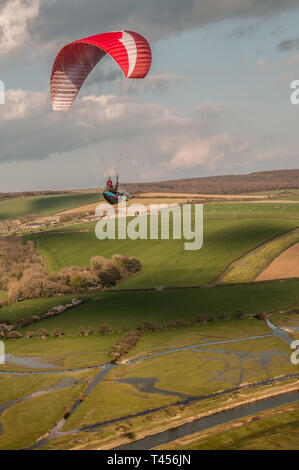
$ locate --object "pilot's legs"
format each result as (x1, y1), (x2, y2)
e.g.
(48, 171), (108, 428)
(118, 189), (133, 199)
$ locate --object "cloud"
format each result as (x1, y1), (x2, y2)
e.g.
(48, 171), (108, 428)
(0, 0), (285, 60)
(0, 86), (247, 185)
(277, 37), (299, 51)
(0, 89), (47, 121)
(163, 134), (233, 171)
(0, 0), (40, 57)
(225, 23), (261, 39)
(196, 101), (222, 120)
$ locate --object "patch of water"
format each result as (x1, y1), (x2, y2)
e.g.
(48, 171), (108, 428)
(266, 320), (293, 345)
(5, 353), (56, 369)
(113, 390), (299, 450)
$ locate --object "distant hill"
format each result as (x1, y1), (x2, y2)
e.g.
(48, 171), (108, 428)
(124, 169), (299, 195)
(0, 190), (70, 202)
(1, 169), (298, 201)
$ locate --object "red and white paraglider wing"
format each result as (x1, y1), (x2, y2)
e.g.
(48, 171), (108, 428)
(50, 31), (152, 111)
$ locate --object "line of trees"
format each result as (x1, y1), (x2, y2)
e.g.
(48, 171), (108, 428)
(0, 236), (142, 304)
(0, 309), (248, 340)
(110, 330), (142, 363)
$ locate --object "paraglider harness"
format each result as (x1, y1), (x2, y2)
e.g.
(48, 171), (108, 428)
(103, 176), (120, 205)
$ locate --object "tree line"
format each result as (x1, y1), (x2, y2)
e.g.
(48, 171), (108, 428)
(0, 236), (141, 304)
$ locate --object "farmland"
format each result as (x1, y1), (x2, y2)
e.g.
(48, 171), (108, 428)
(0, 193), (298, 450)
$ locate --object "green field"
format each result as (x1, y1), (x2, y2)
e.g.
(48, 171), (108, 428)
(25, 218), (298, 289)
(203, 201), (299, 220)
(63, 335), (297, 430)
(220, 228), (299, 284)
(1, 284), (298, 449)
(1, 198), (298, 450)
(1, 280), (299, 334)
(0, 193), (101, 220)
(123, 319), (271, 360)
(1, 279), (298, 374)
(0, 370), (95, 450)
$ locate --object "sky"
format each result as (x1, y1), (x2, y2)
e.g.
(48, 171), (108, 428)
(0, 0), (299, 191)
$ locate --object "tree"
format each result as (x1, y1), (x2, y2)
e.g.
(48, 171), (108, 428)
(235, 309), (244, 319)
(98, 266), (121, 287)
(84, 326), (93, 337)
(38, 328), (49, 340)
(70, 275), (82, 290)
(256, 312), (267, 320)
(25, 331), (36, 340)
(53, 328), (65, 339)
(6, 331), (22, 339)
(219, 312), (230, 321)
(120, 256), (142, 273)
(98, 324), (113, 335)
(78, 326), (85, 337)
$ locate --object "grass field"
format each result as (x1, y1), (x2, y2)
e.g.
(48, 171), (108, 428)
(63, 381), (181, 430)
(0, 280), (298, 373)
(0, 193), (101, 220)
(220, 228), (299, 284)
(123, 319), (271, 360)
(0, 295), (75, 324)
(108, 336), (295, 395)
(203, 201), (299, 220)
(1, 198), (298, 450)
(1, 280), (298, 334)
(159, 403), (299, 450)
(25, 218), (298, 289)
(0, 369), (95, 405)
(63, 335), (296, 430)
(0, 369), (94, 450)
(2, 334), (119, 370)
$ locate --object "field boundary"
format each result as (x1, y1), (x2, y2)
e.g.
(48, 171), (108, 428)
(210, 227), (299, 285)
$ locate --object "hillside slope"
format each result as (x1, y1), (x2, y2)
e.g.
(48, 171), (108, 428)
(125, 169), (299, 195)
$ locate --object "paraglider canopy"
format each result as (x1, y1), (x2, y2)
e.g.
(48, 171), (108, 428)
(50, 30), (152, 111)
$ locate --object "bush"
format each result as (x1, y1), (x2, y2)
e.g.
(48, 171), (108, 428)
(137, 321), (161, 332)
(6, 331), (22, 339)
(98, 266), (121, 287)
(70, 275), (82, 289)
(110, 330), (142, 363)
(256, 312), (267, 320)
(121, 257), (142, 273)
(98, 324), (113, 335)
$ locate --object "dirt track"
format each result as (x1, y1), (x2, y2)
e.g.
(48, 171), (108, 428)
(256, 242), (299, 281)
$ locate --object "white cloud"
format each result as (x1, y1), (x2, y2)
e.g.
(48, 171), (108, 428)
(163, 134), (235, 171)
(196, 101), (222, 119)
(0, 0), (295, 60)
(0, 89), (47, 121)
(0, 0), (40, 57)
(0, 86), (246, 185)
